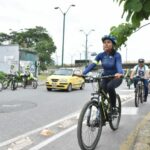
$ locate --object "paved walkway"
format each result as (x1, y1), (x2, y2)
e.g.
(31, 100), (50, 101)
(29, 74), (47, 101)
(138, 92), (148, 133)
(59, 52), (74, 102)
(133, 111), (150, 150)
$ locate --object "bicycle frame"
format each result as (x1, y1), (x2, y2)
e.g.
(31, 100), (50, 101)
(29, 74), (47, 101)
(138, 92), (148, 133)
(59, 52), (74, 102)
(90, 77), (111, 122)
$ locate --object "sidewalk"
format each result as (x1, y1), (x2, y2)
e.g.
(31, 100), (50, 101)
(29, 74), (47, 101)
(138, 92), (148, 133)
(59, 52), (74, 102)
(120, 111), (150, 150)
(133, 112), (150, 150)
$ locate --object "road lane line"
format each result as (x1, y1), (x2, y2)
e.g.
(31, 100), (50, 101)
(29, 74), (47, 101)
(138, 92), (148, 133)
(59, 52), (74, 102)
(0, 95), (134, 148)
(122, 97), (134, 104)
(0, 111), (79, 147)
(122, 107), (138, 115)
(29, 125), (77, 150)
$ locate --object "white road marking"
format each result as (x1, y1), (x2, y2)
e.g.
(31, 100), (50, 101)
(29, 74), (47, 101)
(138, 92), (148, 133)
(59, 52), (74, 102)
(29, 125), (77, 150)
(118, 89), (134, 92)
(0, 111), (79, 147)
(0, 95), (135, 149)
(122, 107), (139, 115)
(122, 97), (134, 104)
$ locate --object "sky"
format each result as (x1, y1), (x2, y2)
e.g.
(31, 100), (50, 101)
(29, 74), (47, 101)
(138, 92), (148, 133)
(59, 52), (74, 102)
(0, 0), (150, 65)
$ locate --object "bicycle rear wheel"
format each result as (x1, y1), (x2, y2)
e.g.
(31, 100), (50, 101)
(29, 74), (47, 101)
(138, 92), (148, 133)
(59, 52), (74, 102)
(32, 80), (38, 89)
(2, 79), (9, 89)
(109, 94), (121, 131)
(11, 80), (18, 90)
(77, 100), (102, 150)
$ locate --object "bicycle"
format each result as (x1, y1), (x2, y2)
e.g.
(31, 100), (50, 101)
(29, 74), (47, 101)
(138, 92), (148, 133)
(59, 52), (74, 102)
(77, 75), (122, 150)
(125, 76), (132, 89)
(2, 74), (18, 90)
(134, 77), (145, 107)
(0, 81), (3, 91)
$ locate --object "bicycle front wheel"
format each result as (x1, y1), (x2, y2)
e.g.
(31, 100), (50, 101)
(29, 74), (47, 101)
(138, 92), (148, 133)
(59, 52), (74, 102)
(109, 94), (121, 131)
(135, 86), (140, 107)
(0, 82), (3, 91)
(77, 100), (102, 150)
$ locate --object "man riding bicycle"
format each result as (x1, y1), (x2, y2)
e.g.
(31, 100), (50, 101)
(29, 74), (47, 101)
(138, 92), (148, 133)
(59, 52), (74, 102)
(130, 58), (149, 102)
(83, 35), (124, 115)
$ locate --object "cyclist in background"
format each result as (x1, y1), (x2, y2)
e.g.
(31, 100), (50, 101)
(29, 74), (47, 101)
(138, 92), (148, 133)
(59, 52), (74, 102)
(83, 35), (124, 114)
(10, 64), (17, 75)
(125, 68), (133, 88)
(130, 59), (149, 102)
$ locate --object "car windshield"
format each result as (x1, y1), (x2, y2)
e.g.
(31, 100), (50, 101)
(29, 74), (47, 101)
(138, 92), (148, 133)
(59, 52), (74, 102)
(53, 69), (73, 76)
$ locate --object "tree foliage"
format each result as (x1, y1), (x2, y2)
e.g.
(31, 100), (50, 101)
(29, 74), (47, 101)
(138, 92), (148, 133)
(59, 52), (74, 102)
(0, 26), (56, 70)
(110, 23), (137, 49)
(111, 0), (150, 49)
(114, 0), (150, 27)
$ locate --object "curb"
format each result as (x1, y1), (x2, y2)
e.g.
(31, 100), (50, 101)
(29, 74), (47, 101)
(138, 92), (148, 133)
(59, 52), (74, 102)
(120, 112), (150, 150)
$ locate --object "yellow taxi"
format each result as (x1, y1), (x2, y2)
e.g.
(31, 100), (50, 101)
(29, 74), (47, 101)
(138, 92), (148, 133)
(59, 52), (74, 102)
(46, 68), (85, 92)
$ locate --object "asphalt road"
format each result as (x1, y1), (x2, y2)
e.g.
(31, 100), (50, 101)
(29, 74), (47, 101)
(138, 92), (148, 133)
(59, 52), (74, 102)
(0, 81), (149, 150)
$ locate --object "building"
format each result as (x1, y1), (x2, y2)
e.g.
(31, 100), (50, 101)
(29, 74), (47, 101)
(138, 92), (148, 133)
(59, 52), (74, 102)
(0, 45), (39, 76)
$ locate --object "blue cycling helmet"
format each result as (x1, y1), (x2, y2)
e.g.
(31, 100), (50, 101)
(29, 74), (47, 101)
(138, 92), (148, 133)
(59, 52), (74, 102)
(102, 35), (117, 45)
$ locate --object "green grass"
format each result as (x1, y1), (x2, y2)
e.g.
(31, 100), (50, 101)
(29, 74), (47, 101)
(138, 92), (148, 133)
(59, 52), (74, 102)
(38, 74), (48, 81)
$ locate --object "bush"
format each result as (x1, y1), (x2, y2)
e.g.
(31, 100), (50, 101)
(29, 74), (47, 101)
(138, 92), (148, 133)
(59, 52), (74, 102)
(0, 71), (6, 80)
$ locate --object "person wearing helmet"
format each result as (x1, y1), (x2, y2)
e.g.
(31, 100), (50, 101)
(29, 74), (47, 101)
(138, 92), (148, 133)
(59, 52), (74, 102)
(130, 59), (149, 102)
(83, 35), (123, 114)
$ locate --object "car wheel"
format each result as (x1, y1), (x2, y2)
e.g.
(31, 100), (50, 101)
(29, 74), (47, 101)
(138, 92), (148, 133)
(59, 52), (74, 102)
(67, 84), (72, 92)
(80, 82), (85, 90)
(47, 88), (52, 91)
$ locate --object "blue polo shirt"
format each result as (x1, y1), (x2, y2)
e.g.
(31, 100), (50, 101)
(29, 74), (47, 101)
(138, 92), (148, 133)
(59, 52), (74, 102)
(83, 51), (123, 75)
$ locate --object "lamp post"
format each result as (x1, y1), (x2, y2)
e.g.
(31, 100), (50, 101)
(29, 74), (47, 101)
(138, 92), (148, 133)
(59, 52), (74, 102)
(80, 29), (95, 65)
(55, 4), (75, 67)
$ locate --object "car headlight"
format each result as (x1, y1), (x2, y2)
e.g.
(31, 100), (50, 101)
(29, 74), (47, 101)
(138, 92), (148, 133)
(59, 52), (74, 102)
(59, 79), (68, 83)
(46, 77), (51, 82)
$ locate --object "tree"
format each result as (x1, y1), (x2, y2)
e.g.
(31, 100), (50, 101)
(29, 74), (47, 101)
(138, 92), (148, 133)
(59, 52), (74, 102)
(111, 0), (150, 49)
(114, 0), (150, 27)
(0, 26), (57, 70)
(0, 33), (10, 45)
(110, 23), (137, 49)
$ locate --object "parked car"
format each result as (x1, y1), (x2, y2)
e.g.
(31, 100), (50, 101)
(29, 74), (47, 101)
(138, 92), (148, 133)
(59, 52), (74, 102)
(46, 68), (85, 92)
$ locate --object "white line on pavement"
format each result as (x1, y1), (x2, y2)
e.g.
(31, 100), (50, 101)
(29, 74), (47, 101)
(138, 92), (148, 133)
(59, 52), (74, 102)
(0, 95), (134, 149)
(0, 111), (79, 147)
(29, 125), (77, 150)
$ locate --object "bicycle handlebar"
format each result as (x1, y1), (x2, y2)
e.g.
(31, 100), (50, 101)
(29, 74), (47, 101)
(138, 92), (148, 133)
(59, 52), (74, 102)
(73, 74), (124, 80)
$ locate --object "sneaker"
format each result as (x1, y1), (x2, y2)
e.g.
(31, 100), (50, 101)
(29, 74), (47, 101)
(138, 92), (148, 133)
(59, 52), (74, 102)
(112, 107), (118, 116)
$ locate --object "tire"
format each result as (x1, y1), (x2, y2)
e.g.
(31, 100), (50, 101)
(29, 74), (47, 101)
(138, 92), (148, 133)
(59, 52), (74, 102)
(77, 100), (102, 150)
(11, 80), (18, 90)
(109, 94), (121, 131)
(22, 77), (27, 89)
(135, 86), (140, 107)
(47, 88), (52, 91)
(140, 85), (144, 103)
(0, 82), (3, 91)
(148, 81), (150, 94)
(80, 82), (85, 90)
(67, 84), (72, 92)
(32, 80), (38, 89)
(2, 79), (9, 89)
